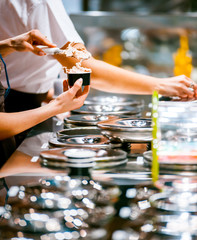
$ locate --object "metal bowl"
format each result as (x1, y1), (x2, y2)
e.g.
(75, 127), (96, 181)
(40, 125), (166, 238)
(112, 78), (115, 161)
(40, 147), (127, 170)
(64, 114), (119, 126)
(71, 105), (142, 116)
(84, 95), (144, 107)
(49, 127), (121, 149)
(98, 118), (152, 143)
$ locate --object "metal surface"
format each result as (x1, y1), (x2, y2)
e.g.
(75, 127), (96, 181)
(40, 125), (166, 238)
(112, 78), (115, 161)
(48, 136), (121, 149)
(2, 176), (118, 240)
(64, 114), (119, 126)
(84, 95), (143, 106)
(98, 118), (152, 130)
(143, 150), (197, 171)
(49, 127), (121, 148)
(57, 126), (105, 137)
(102, 130), (152, 143)
(8, 208), (64, 233)
(41, 158), (128, 170)
(98, 118), (152, 143)
(71, 104), (141, 115)
(40, 147), (127, 169)
(150, 192), (197, 213)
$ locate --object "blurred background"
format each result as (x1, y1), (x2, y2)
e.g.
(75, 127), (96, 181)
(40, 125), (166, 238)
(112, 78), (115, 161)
(62, 0), (197, 82)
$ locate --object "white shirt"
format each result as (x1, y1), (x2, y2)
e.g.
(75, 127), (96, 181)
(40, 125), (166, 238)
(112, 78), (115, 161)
(0, 0), (83, 93)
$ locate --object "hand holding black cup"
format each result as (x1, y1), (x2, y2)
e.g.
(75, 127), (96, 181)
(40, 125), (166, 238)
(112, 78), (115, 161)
(67, 72), (91, 87)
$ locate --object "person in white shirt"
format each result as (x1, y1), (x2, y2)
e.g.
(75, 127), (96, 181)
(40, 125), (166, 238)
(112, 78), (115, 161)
(0, 0), (196, 111)
(0, 29), (89, 166)
(0, 0), (84, 110)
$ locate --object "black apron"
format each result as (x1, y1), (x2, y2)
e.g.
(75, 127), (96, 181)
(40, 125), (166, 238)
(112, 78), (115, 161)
(0, 82), (16, 168)
(4, 89), (48, 147)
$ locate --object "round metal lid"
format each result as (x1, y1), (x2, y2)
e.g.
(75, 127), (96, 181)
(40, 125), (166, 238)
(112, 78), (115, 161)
(40, 148), (127, 169)
(49, 127), (121, 148)
(97, 118), (152, 143)
(40, 148), (126, 161)
(48, 136), (121, 149)
(41, 158), (95, 169)
(64, 148), (96, 158)
(102, 130), (152, 143)
(64, 114), (119, 126)
(57, 126), (104, 137)
(71, 105), (142, 115)
(98, 118), (152, 131)
(84, 95), (143, 107)
(41, 158), (128, 170)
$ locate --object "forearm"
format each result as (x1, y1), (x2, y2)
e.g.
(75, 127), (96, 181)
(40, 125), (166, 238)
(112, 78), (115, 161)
(0, 102), (57, 140)
(54, 53), (160, 95)
(0, 78), (89, 140)
(54, 46), (194, 98)
(83, 57), (160, 94)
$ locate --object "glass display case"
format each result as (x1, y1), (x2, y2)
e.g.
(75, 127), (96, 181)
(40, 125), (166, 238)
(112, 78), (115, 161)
(69, 11), (197, 108)
(70, 12), (197, 79)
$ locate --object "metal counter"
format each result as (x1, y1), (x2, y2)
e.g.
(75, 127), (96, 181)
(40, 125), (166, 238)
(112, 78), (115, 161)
(0, 116), (196, 240)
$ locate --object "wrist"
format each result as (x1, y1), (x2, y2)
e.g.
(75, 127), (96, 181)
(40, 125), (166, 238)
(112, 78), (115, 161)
(0, 38), (15, 57)
(152, 78), (162, 94)
(46, 98), (62, 116)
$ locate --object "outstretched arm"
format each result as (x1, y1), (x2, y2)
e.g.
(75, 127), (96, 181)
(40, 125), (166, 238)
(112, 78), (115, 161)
(54, 42), (196, 100)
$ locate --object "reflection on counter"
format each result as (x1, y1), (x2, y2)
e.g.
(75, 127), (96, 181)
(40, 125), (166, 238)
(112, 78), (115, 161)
(0, 94), (197, 239)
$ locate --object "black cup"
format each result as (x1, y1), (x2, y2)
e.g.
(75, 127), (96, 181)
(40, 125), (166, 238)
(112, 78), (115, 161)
(67, 72), (91, 87)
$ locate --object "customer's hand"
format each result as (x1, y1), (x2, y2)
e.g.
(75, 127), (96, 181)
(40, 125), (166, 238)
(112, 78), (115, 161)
(51, 78), (90, 114)
(156, 75), (197, 101)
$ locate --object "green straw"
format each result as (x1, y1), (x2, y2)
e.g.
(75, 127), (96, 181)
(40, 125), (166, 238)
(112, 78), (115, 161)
(151, 91), (159, 182)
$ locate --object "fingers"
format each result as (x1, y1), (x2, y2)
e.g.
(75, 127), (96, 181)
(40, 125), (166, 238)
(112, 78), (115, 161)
(75, 86), (90, 103)
(172, 75), (197, 99)
(11, 29), (57, 56)
(69, 78), (83, 96)
(17, 41), (46, 56)
(69, 79), (90, 101)
(32, 45), (46, 56)
(75, 88), (83, 98)
(81, 85), (90, 96)
(63, 80), (69, 92)
(28, 29), (57, 56)
(30, 29), (56, 48)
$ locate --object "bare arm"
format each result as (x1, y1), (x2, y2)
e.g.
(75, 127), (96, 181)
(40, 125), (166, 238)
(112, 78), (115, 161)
(0, 79), (89, 140)
(83, 57), (196, 99)
(54, 43), (196, 100)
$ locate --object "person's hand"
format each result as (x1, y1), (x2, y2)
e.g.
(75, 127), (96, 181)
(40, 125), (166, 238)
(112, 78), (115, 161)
(156, 75), (197, 101)
(54, 42), (91, 67)
(52, 78), (90, 114)
(1, 29), (56, 57)
(10, 29), (57, 56)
